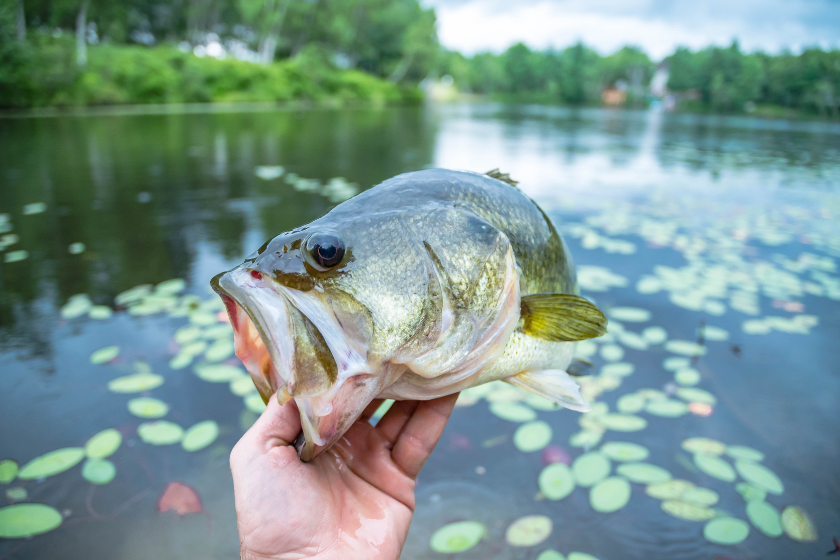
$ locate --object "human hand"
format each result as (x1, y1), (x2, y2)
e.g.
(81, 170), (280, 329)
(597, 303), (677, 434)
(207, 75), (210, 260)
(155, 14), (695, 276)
(230, 393), (459, 560)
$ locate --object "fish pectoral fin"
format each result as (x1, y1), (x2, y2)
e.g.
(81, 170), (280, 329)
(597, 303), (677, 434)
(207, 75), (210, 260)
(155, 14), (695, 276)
(519, 293), (607, 342)
(506, 369), (591, 412)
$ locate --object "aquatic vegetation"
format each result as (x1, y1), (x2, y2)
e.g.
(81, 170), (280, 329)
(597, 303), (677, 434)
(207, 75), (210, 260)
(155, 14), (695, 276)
(127, 398), (170, 418)
(781, 506), (818, 541)
(429, 521), (486, 553)
(735, 461), (784, 494)
(703, 517), (750, 545)
(157, 482), (203, 516)
(84, 429), (122, 459)
(539, 463), (575, 500)
(590, 477), (631, 512)
(82, 459), (116, 485)
(661, 500), (715, 521)
(182, 421), (219, 452)
(108, 373), (164, 393)
(0, 460), (18, 483)
(693, 453), (736, 482)
(505, 515), (553, 547)
(0, 504), (63, 538)
(138, 422), (184, 445)
(90, 346), (120, 364)
(746, 500), (783, 537)
(572, 452), (611, 487)
(18, 448), (86, 479)
(513, 421), (553, 452)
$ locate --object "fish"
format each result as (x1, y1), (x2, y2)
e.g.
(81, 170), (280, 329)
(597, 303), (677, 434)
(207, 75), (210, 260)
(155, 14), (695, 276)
(212, 168), (607, 461)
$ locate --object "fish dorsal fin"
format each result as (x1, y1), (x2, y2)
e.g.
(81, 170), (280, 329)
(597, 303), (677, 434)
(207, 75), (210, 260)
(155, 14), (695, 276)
(485, 168), (519, 187)
(520, 293), (607, 342)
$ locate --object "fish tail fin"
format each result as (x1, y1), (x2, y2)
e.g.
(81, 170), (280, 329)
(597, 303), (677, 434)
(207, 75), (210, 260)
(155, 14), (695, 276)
(505, 369), (591, 412)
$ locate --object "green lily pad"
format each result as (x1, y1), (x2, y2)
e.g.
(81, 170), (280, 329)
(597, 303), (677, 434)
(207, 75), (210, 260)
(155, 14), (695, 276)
(230, 376), (256, 396)
(616, 394), (645, 414)
(780, 506), (817, 541)
(60, 295), (92, 319)
(205, 339), (234, 362)
(429, 520), (485, 553)
(539, 463), (575, 500)
(108, 373), (164, 393)
(513, 421), (553, 452)
(726, 445), (764, 462)
(646, 479), (694, 500)
(137, 421), (184, 445)
(0, 504), (63, 538)
(0, 460), (18, 483)
(599, 414), (647, 432)
(506, 515), (552, 547)
(81, 459), (116, 485)
(590, 477), (631, 512)
(608, 307), (651, 322)
(600, 363), (635, 377)
(665, 340), (707, 356)
(746, 500), (782, 537)
(674, 368), (701, 386)
(675, 388), (716, 405)
(182, 421), (219, 452)
(168, 351), (194, 370)
(4, 250), (28, 263)
(702, 325), (729, 341)
(174, 325), (203, 344)
(90, 346), (119, 364)
(599, 345), (624, 362)
(600, 442), (649, 462)
(19, 448), (85, 479)
(85, 429), (122, 459)
(156, 278), (186, 295)
(735, 483), (767, 502)
(694, 453), (736, 482)
(572, 452), (611, 487)
(195, 364), (244, 383)
(525, 394), (560, 411)
(244, 394), (267, 413)
(6, 487), (27, 501)
(682, 487), (719, 506)
(567, 554), (599, 560)
(128, 398), (169, 418)
(642, 326), (667, 344)
(490, 402), (538, 422)
(703, 517), (750, 545)
(663, 357), (690, 371)
(735, 461), (783, 494)
(616, 463), (671, 483)
(682, 437), (726, 455)
(537, 550), (566, 560)
(662, 500), (716, 521)
(181, 341), (208, 356)
(569, 430), (603, 448)
(88, 305), (113, 320)
(189, 311), (217, 326)
(645, 400), (688, 417)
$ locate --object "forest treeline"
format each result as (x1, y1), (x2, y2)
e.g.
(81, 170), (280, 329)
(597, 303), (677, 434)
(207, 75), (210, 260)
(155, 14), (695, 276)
(1, 0), (838, 117)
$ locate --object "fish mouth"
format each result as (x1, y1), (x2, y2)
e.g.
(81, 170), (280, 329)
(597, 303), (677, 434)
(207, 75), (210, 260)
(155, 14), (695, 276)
(212, 267), (379, 461)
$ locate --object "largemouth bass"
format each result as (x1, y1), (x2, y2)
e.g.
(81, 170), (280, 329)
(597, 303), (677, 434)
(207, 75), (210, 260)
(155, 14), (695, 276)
(212, 168), (607, 460)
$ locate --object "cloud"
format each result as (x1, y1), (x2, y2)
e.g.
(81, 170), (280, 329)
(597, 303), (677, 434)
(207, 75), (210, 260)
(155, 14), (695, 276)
(425, 0), (840, 59)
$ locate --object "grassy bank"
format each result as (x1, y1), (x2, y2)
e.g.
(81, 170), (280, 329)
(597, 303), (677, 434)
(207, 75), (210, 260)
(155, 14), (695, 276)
(0, 37), (420, 109)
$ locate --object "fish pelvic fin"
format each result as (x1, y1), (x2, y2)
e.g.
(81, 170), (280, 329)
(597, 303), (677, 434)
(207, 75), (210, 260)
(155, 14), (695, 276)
(485, 168), (520, 187)
(519, 293), (607, 342)
(506, 369), (591, 412)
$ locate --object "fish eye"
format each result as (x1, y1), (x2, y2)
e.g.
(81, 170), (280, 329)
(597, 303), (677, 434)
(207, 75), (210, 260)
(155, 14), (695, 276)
(306, 232), (345, 269)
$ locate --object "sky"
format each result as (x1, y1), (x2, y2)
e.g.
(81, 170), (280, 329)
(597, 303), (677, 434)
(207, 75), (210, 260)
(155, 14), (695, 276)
(422, 0), (840, 60)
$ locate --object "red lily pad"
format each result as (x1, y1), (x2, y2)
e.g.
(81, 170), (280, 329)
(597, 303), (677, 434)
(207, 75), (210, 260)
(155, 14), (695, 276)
(158, 482), (203, 515)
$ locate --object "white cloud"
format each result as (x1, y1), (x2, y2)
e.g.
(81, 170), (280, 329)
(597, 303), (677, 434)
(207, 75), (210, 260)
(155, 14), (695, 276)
(427, 0), (840, 59)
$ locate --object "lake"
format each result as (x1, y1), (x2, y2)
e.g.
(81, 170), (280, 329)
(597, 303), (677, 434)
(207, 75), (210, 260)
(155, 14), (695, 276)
(1, 103), (839, 559)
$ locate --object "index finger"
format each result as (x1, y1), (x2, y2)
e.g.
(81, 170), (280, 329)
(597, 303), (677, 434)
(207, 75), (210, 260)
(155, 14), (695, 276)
(390, 393), (458, 479)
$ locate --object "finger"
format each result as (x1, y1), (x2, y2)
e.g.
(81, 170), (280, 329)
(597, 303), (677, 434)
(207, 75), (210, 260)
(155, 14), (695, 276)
(391, 393), (458, 479)
(359, 399), (385, 423)
(246, 393), (301, 449)
(375, 399), (419, 444)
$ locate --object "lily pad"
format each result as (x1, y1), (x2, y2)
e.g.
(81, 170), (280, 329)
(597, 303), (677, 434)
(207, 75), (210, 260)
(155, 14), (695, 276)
(616, 463), (671, 483)
(568, 554), (599, 560)
(6, 487), (27, 501)
(608, 307), (651, 322)
(194, 364), (244, 383)
(572, 452), (611, 487)
(174, 325), (203, 344)
(506, 515), (552, 547)
(60, 295), (92, 319)
(85, 429), (122, 459)
(590, 477), (631, 512)
(539, 463), (575, 500)
(682, 437), (726, 455)
(746, 500), (782, 537)
(90, 346), (119, 364)
(569, 430), (603, 448)
(703, 517), (750, 545)
(205, 339), (234, 362)
(682, 487), (719, 506)
(735, 461), (783, 494)
(490, 402), (538, 422)
(525, 394), (560, 410)
(230, 376), (256, 396)
(726, 445), (764, 462)
(513, 421), (553, 452)
(780, 506), (817, 541)
(642, 326), (667, 344)
(694, 453), (736, 482)
(674, 368), (701, 386)
(138, 421), (184, 445)
(675, 388), (716, 405)
(0, 504), (63, 538)
(600, 442), (649, 462)
(702, 326), (729, 341)
(537, 551), (566, 560)
(735, 483), (767, 502)
(0, 460), (18, 483)
(245, 394), (267, 413)
(663, 357), (691, 371)
(128, 398), (169, 418)
(662, 500), (715, 521)
(600, 363), (634, 377)
(429, 520), (485, 553)
(4, 250), (28, 263)
(599, 414), (647, 432)
(169, 352), (194, 370)
(665, 340), (707, 356)
(645, 400), (688, 417)
(82, 459), (116, 485)
(19, 448), (85, 479)
(156, 278), (186, 294)
(108, 373), (164, 393)
(616, 394), (645, 414)
(646, 479), (694, 500)
(88, 306), (113, 320)
(599, 345), (624, 362)
(182, 421), (219, 452)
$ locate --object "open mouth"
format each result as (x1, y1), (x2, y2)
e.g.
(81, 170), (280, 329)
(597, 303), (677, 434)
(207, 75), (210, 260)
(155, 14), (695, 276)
(211, 266), (374, 461)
